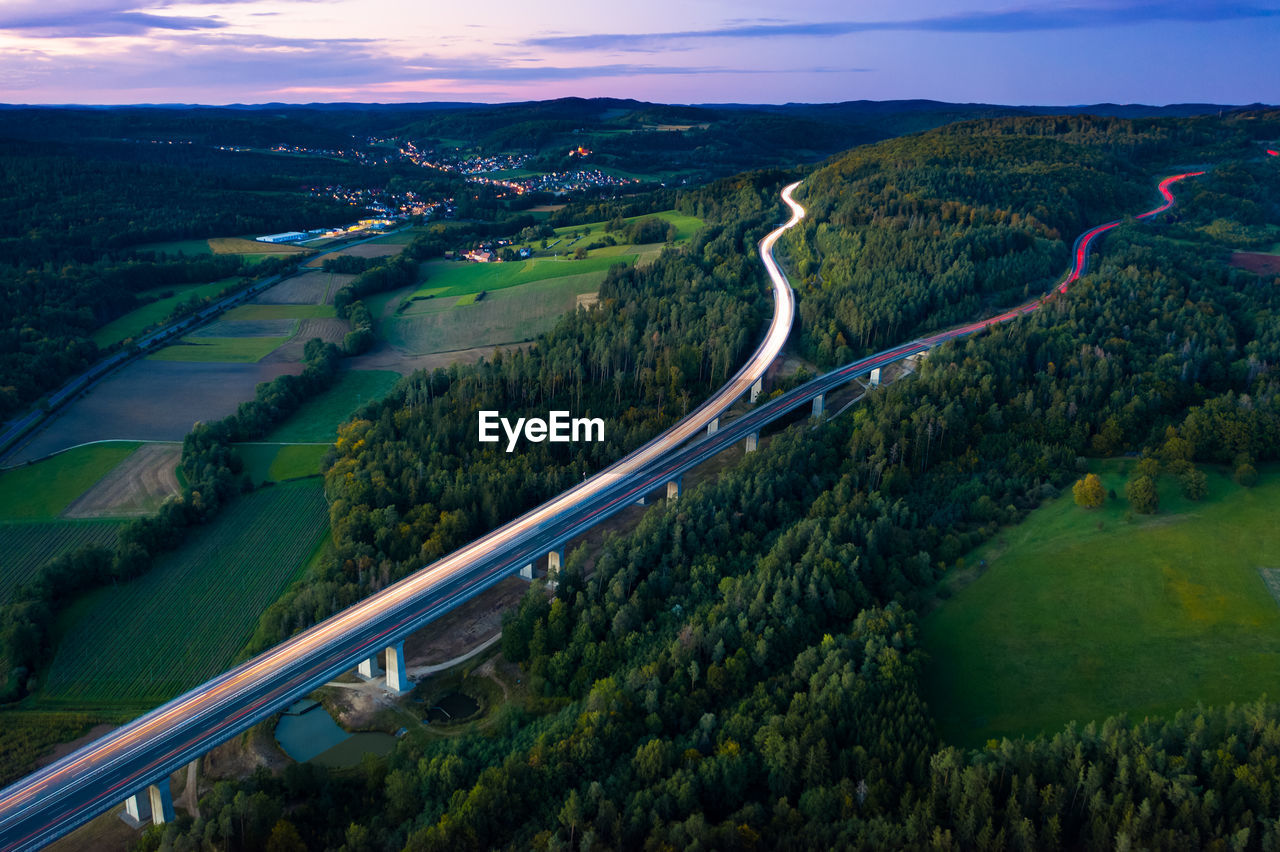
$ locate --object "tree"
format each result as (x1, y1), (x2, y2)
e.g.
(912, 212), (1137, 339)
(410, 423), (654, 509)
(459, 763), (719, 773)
(266, 819), (306, 852)
(1072, 473), (1105, 509)
(1235, 462), (1258, 487)
(573, 246), (588, 260)
(1180, 467), (1208, 500)
(1125, 475), (1159, 514)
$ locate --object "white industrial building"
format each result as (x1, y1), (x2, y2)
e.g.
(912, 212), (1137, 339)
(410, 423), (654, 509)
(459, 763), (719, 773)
(256, 231), (310, 244)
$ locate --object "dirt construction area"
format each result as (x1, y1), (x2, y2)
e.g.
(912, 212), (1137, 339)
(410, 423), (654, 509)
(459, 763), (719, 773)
(402, 576), (528, 666)
(62, 443), (182, 518)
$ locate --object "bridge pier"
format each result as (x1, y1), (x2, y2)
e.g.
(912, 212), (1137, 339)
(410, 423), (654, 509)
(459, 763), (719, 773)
(870, 367), (881, 387)
(547, 546), (566, 577)
(745, 431), (759, 453)
(666, 476), (682, 500)
(707, 416), (719, 436)
(385, 641), (409, 693)
(749, 376), (764, 403)
(812, 393), (825, 418)
(123, 781), (173, 828)
(149, 782), (175, 825)
(123, 792), (150, 826)
(357, 655), (382, 680)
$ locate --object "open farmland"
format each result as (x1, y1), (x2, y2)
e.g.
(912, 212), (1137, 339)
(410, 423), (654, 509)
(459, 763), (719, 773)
(209, 237), (308, 257)
(7, 360), (305, 464)
(922, 461), (1280, 747)
(38, 480), (329, 708)
(91, 278), (240, 348)
(188, 318), (298, 338)
(0, 443), (139, 519)
(267, 369), (400, 442)
(405, 253), (629, 302)
(61, 443), (181, 518)
(0, 521), (124, 605)
(384, 271), (604, 355)
(251, 270), (353, 305)
(147, 335), (291, 363)
(223, 304), (336, 320)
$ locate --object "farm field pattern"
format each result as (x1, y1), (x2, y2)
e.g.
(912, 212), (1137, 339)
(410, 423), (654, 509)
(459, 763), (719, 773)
(37, 481), (330, 707)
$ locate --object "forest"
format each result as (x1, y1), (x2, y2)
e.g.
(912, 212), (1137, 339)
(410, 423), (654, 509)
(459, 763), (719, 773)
(112, 111), (1280, 850)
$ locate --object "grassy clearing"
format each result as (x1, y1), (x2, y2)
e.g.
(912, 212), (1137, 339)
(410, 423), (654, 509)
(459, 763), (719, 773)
(236, 443), (329, 484)
(147, 335), (290, 362)
(38, 481), (330, 708)
(0, 443), (139, 520)
(224, 304), (336, 320)
(550, 209), (703, 243)
(407, 254), (631, 303)
(386, 271), (604, 355)
(921, 461), (1280, 747)
(0, 521), (125, 605)
(266, 370), (401, 443)
(91, 279), (240, 348)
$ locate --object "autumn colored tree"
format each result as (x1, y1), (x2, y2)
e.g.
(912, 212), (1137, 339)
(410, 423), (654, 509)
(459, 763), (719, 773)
(1072, 473), (1105, 508)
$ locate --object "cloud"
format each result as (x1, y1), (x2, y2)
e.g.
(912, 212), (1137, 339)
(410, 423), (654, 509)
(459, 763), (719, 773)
(0, 8), (225, 36)
(525, 1), (1280, 50)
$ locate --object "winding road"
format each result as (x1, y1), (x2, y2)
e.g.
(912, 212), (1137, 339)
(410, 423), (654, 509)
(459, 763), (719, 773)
(0, 172), (1202, 851)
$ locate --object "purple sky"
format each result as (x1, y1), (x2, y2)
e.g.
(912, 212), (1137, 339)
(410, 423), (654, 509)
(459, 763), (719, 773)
(2, 1), (1277, 105)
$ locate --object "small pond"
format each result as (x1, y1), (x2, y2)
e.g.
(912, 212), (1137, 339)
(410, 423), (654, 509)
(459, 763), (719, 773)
(426, 691), (480, 723)
(275, 701), (396, 767)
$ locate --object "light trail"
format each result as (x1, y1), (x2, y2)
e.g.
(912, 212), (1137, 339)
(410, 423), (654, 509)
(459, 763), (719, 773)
(0, 170), (1202, 851)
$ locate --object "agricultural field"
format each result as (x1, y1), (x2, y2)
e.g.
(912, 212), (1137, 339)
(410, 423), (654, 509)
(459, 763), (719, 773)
(922, 461), (1280, 747)
(90, 278), (240, 348)
(551, 209), (703, 244)
(147, 335), (291, 363)
(252, 270), (353, 305)
(0, 521), (124, 605)
(236, 443), (329, 484)
(266, 369), (401, 442)
(405, 253), (631, 302)
(37, 480), (330, 708)
(383, 271), (604, 355)
(61, 443), (181, 519)
(0, 442), (139, 520)
(209, 236), (309, 257)
(223, 304), (336, 320)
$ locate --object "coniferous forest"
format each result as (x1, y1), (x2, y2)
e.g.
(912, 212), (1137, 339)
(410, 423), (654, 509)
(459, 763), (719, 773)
(106, 110), (1280, 851)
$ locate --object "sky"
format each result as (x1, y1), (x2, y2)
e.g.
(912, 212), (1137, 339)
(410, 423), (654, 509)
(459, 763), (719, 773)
(1, 0), (1277, 106)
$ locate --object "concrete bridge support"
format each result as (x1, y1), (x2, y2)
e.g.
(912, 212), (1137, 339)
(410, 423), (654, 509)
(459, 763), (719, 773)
(547, 546), (566, 577)
(666, 476), (682, 500)
(745, 431), (759, 453)
(519, 562), (535, 580)
(149, 782), (175, 824)
(870, 367), (881, 387)
(749, 376), (764, 403)
(385, 641), (409, 693)
(812, 393), (825, 418)
(123, 782), (173, 828)
(357, 655), (382, 680)
(707, 416), (720, 436)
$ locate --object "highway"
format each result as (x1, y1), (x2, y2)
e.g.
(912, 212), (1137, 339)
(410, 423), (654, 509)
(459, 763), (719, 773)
(0, 172), (1200, 850)
(0, 184), (802, 851)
